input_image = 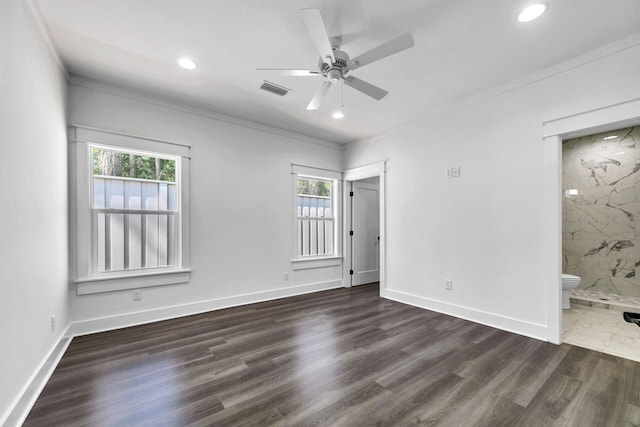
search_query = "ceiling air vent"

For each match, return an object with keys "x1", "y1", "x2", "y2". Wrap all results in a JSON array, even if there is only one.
[{"x1": 260, "y1": 81, "x2": 291, "y2": 96}]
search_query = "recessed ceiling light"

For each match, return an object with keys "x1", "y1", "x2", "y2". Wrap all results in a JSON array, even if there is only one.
[
  {"x1": 518, "y1": 3, "x2": 547, "y2": 22},
  {"x1": 332, "y1": 110, "x2": 344, "y2": 119},
  {"x1": 178, "y1": 57, "x2": 197, "y2": 70},
  {"x1": 604, "y1": 135, "x2": 618, "y2": 140},
  {"x1": 615, "y1": 151, "x2": 626, "y2": 155}
]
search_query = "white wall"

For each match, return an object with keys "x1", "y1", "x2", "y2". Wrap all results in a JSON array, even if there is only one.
[
  {"x1": 0, "y1": 0, "x2": 69, "y2": 424},
  {"x1": 344, "y1": 39, "x2": 640, "y2": 341},
  {"x1": 67, "y1": 81, "x2": 344, "y2": 331}
]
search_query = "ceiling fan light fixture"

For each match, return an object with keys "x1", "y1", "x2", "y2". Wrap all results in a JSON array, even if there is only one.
[
  {"x1": 178, "y1": 57, "x2": 197, "y2": 70},
  {"x1": 327, "y1": 69, "x2": 341, "y2": 83},
  {"x1": 518, "y1": 3, "x2": 547, "y2": 22}
]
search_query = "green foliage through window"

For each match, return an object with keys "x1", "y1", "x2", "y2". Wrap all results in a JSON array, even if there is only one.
[
  {"x1": 297, "y1": 177, "x2": 331, "y2": 197},
  {"x1": 93, "y1": 148, "x2": 176, "y2": 182}
]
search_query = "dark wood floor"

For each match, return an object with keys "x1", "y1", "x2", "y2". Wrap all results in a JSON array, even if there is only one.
[{"x1": 24, "y1": 284, "x2": 640, "y2": 426}]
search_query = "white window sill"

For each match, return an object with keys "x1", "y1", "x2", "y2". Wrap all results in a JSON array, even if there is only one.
[
  {"x1": 291, "y1": 256, "x2": 342, "y2": 270},
  {"x1": 75, "y1": 269, "x2": 191, "y2": 295}
]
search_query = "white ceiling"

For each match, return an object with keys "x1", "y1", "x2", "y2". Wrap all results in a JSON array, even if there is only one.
[{"x1": 35, "y1": 0, "x2": 640, "y2": 143}]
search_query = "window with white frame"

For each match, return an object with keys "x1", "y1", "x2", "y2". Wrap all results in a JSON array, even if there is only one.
[
  {"x1": 72, "y1": 128, "x2": 190, "y2": 294},
  {"x1": 91, "y1": 146, "x2": 179, "y2": 272},
  {"x1": 292, "y1": 165, "x2": 341, "y2": 260}
]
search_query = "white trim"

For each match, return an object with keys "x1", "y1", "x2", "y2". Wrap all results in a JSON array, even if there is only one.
[
  {"x1": 75, "y1": 126, "x2": 190, "y2": 158},
  {"x1": 382, "y1": 288, "x2": 549, "y2": 342},
  {"x1": 292, "y1": 165, "x2": 342, "y2": 260},
  {"x1": 343, "y1": 161, "x2": 386, "y2": 181},
  {"x1": 70, "y1": 280, "x2": 344, "y2": 336},
  {"x1": 343, "y1": 161, "x2": 387, "y2": 290},
  {"x1": 291, "y1": 256, "x2": 342, "y2": 270},
  {"x1": 71, "y1": 128, "x2": 191, "y2": 293},
  {"x1": 542, "y1": 97, "x2": 640, "y2": 138},
  {"x1": 76, "y1": 269, "x2": 191, "y2": 295},
  {"x1": 542, "y1": 99, "x2": 640, "y2": 345},
  {"x1": 291, "y1": 164, "x2": 342, "y2": 180},
  {"x1": 345, "y1": 34, "x2": 640, "y2": 150},
  {"x1": 544, "y1": 136, "x2": 562, "y2": 345},
  {"x1": 24, "y1": 0, "x2": 69, "y2": 81},
  {"x1": 0, "y1": 326, "x2": 72, "y2": 427},
  {"x1": 69, "y1": 76, "x2": 345, "y2": 149}
]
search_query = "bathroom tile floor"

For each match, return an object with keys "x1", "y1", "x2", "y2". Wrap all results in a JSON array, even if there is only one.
[{"x1": 563, "y1": 303, "x2": 640, "y2": 362}]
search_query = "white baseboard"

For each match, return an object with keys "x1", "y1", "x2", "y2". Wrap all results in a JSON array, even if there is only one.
[
  {"x1": 381, "y1": 288, "x2": 550, "y2": 342},
  {"x1": 3, "y1": 280, "x2": 343, "y2": 427},
  {"x1": 1, "y1": 327, "x2": 72, "y2": 427},
  {"x1": 70, "y1": 279, "x2": 344, "y2": 336}
]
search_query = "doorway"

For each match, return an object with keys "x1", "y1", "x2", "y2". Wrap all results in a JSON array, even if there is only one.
[
  {"x1": 343, "y1": 161, "x2": 386, "y2": 291},
  {"x1": 350, "y1": 177, "x2": 380, "y2": 286},
  {"x1": 543, "y1": 97, "x2": 640, "y2": 344}
]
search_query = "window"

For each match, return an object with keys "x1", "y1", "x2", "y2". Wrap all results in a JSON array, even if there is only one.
[
  {"x1": 91, "y1": 146, "x2": 178, "y2": 272},
  {"x1": 72, "y1": 128, "x2": 190, "y2": 294},
  {"x1": 291, "y1": 165, "x2": 341, "y2": 263},
  {"x1": 297, "y1": 176, "x2": 334, "y2": 257}
]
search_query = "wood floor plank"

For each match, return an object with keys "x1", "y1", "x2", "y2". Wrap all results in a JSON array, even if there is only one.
[
  {"x1": 493, "y1": 340, "x2": 570, "y2": 407},
  {"x1": 22, "y1": 283, "x2": 640, "y2": 426},
  {"x1": 574, "y1": 356, "x2": 631, "y2": 427},
  {"x1": 514, "y1": 373, "x2": 584, "y2": 425},
  {"x1": 629, "y1": 361, "x2": 640, "y2": 407},
  {"x1": 622, "y1": 403, "x2": 640, "y2": 426},
  {"x1": 353, "y1": 371, "x2": 465, "y2": 426}
]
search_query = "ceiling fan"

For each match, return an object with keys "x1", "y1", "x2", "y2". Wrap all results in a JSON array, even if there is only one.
[{"x1": 258, "y1": 9, "x2": 415, "y2": 110}]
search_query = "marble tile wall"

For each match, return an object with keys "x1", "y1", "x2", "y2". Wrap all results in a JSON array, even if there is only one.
[{"x1": 563, "y1": 126, "x2": 640, "y2": 297}]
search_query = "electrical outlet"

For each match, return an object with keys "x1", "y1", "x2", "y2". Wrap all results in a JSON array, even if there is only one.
[
  {"x1": 445, "y1": 279, "x2": 453, "y2": 290},
  {"x1": 132, "y1": 289, "x2": 142, "y2": 301},
  {"x1": 51, "y1": 315, "x2": 55, "y2": 332},
  {"x1": 284, "y1": 272, "x2": 289, "y2": 281}
]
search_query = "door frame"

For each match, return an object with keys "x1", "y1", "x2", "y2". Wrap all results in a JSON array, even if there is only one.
[
  {"x1": 351, "y1": 179, "x2": 380, "y2": 286},
  {"x1": 343, "y1": 161, "x2": 386, "y2": 290},
  {"x1": 542, "y1": 97, "x2": 640, "y2": 344}
]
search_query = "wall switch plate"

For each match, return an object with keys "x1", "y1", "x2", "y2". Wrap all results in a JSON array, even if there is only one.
[
  {"x1": 132, "y1": 290, "x2": 142, "y2": 301},
  {"x1": 284, "y1": 272, "x2": 289, "y2": 281},
  {"x1": 446, "y1": 167, "x2": 461, "y2": 179},
  {"x1": 51, "y1": 315, "x2": 55, "y2": 332},
  {"x1": 445, "y1": 279, "x2": 453, "y2": 290}
]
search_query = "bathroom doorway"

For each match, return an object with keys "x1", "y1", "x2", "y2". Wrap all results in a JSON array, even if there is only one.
[
  {"x1": 542, "y1": 97, "x2": 640, "y2": 345},
  {"x1": 560, "y1": 126, "x2": 640, "y2": 361},
  {"x1": 562, "y1": 127, "x2": 640, "y2": 304}
]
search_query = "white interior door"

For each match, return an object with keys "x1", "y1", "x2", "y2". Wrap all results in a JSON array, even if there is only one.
[{"x1": 352, "y1": 180, "x2": 380, "y2": 286}]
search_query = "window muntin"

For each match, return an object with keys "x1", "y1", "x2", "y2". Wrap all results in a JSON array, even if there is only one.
[
  {"x1": 296, "y1": 176, "x2": 335, "y2": 257},
  {"x1": 90, "y1": 145, "x2": 180, "y2": 273}
]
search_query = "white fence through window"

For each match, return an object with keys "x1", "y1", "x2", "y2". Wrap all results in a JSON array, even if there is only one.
[
  {"x1": 93, "y1": 176, "x2": 177, "y2": 272},
  {"x1": 297, "y1": 195, "x2": 333, "y2": 256}
]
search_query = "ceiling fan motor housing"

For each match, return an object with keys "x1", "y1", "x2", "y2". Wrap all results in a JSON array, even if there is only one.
[
  {"x1": 325, "y1": 49, "x2": 349, "y2": 81},
  {"x1": 332, "y1": 50, "x2": 349, "y2": 68}
]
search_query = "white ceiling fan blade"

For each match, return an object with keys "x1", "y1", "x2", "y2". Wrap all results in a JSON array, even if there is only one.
[
  {"x1": 347, "y1": 32, "x2": 414, "y2": 71},
  {"x1": 300, "y1": 9, "x2": 335, "y2": 63},
  {"x1": 344, "y1": 76, "x2": 388, "y2": 100},
  {"x1": 306, "y1": 81, "x2": 333, "y2": 110},
  {"x1": 256, "y1": 68, "x2": 321, "y2": 77}
]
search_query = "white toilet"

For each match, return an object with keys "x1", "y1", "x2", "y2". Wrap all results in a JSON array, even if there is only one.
[{"x1": 562, "y1": 274, "x2": 581, "y2": 309}]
